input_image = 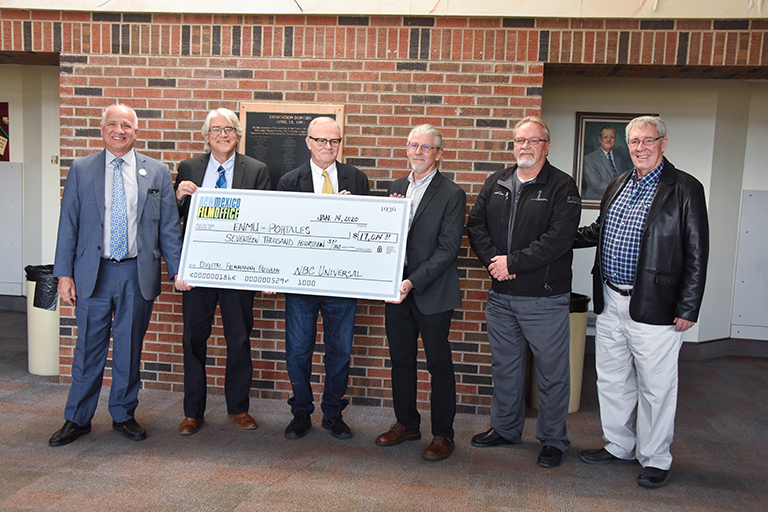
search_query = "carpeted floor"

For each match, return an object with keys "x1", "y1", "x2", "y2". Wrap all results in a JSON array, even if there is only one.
[{"x1": 0, "y1": 309, "x2": 766, "y2": 511}]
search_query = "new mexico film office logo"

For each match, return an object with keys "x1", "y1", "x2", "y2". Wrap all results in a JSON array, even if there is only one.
[{"x1": 197, "y1": 196, "x2": 241, "y2": 220}]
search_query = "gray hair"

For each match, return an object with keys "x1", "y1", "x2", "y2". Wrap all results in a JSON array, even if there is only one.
[
  {"x1": 101, "y1": 103, "x2": 139, "y2": 129},
  {"x1": 202, "y1": 108, "x2": 243, "y2": 152},
  {"x1": 512, "y1": 116, "x2": 550, "y2": 141},
  {"x1": 306, "y1": 116, "x2": 341, "y2": 137},
  {"x1": 407, "y1": 124, "x2": 443, "y2": 149},
  {"x1": 625, "y1": 116, "x2": 667, "y2": 143},
  {"x1": 624, "y1": 116, "x2": 667, "y2": 145}
]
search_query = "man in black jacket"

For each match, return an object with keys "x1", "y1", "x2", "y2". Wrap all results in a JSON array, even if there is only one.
[
  {"x1": 277, "y1": 117, "x2": 370, "y2": 441},
  {"x1": 575, "y1": 116, "x2": 708, "y2": 488},
  {"x1": 375, "y1": 124, "x2": 466, "y2": 462},
  {"x1": 466, "y1": 116, "x2": 581, "y2": 469},
  {"x1": 174, "y1": 108, "x2": 270, "y2": 436}
]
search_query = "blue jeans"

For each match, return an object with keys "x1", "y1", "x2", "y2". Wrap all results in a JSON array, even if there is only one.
[{"x1": 284, "y1": 294, "x2": 356, "y2": 419}]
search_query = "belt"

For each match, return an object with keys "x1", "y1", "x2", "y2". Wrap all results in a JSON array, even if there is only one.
[
  {"x1": 102, "y1": 256, "x2": 137, "y2": 263},
  {"x1": 605, "y1": 279, "x2": 632, "y2": 297}
]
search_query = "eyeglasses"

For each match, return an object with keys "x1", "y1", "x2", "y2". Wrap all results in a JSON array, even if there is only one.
[
  {"x1": 209, "y1": 126, "x2": 235, "y2": 135},
  {"x1": 628, "y1": 136, "x2": 663, "y2": 147},
  {"x1": 512, "y1": 138, "x2": 548, "y2": 146},
  {"x1": 406, "y1": 143, "x2": 439, "y2": 152},
  {"x1": 308, "y1": 136, "x2": 342, "y2": 147}
]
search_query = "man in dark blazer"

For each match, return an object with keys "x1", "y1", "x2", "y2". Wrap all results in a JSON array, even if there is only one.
[
  {"x1": 175, "y1": 108, "x2": 271, "y2": 436},
  {"x1": 50, "y1": 104, "x2": 183, "y2": 446},
  {"x1": 277, "y1": 116, "x2": 370, "y2": 440},
  {"x1": 375, "y1": 124, "x2": 466, "y2": 462},
  {"x1": 582, "y1": 126, "x2": 629, "y2": 200}
]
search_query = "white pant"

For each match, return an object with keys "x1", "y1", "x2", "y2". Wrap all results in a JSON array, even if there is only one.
[{"x1": 595, "y1": 284, "x2": 684, "y2": 470}]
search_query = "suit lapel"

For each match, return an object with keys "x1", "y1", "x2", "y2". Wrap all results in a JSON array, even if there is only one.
[
  {"x1": 135, "y1": 150, "x2": 149, "y2": 222},
  {"x1": 191, "y1": 154, "x2": 209, "y2": 186},
  {"x1": 411, "y1": 171, "x2": 441, "y2": 228},
  {"x1": 231, "y1": 153, "x2": 245, "y2": 189},
  {"x1": 298, "y1": 164, "x2": 314, "y2": 192},
  {"x1": 337, "y1": 163, "x2": 350, "y2": 193},
  {"x1": 94, "y1": 150, "x2": 107, "y2": 222}
]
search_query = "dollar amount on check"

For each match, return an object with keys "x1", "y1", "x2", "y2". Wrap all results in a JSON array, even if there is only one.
[{"x1": 178, "y1": 189, "x2": 410, "y2": 301}]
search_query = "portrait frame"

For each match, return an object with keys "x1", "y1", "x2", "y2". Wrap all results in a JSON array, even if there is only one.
[{"x1": 573, "y1": 112, "x2": 656, "y2": 208}]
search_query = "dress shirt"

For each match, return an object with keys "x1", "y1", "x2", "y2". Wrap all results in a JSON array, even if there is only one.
[
  {"x1": 201, "y1": 153, "x2": 235, "y2": 189},
  {"x1": 309, "y1": 160, "x2": 338, "y2": 194},
  {"x1": 405, "y1": 167, "x2": 437, "y2": 229},
  {"x1": 102, "y1": 150, "x2": 138, "y2": 259},
  {"x1": 601, "y1": 162, "x2": 663, "y2": 286}
]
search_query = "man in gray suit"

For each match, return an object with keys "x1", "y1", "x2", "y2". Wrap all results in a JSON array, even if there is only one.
[
  {"x1": 582, "y1": 127, "x2": 628, "y2": 200},
  {"x1": 175, "y1": 108, "x2": 270, "y2": 436},
  {"x1": 50, "y1": 104, "x2": 183, "y2": 446},
  {"x1": 375, "y1": 124, "x2": 466, "y2": 462}
]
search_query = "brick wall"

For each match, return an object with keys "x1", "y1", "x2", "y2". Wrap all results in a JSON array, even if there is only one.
[{"x1": 1, "y1": 9, "x2": 766, "y2": 416}]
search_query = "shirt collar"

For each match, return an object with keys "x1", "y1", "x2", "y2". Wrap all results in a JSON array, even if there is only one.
[{"x1": 632, "y1": 161, "x2": 664, "y2": 187}]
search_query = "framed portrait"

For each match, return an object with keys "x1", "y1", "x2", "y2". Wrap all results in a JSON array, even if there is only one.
[{"x1": 573, "y1": 112, "x2": 656, "y2": 208}]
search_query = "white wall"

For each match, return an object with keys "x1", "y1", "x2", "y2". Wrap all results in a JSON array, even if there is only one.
[
  {"x1": 542, "y1": 76, "x2": 767, "y2": 342},
  {"x1": 0, "y1": 65, "x2": 60, "y2": 294}
]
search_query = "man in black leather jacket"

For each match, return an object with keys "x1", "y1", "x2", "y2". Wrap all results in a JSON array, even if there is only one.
[{"x1": 574, "y1": 116, "x2": 709, "y2": 489}]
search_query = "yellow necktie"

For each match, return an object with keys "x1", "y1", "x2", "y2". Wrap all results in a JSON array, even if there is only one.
[{"x1": 321, "y1": 171, "x2": 334, "y2": 194}]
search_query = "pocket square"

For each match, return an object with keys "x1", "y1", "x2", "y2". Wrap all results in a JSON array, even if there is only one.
[{"x1": 148, "y1": 188, "x2": 159, "y2": 194}]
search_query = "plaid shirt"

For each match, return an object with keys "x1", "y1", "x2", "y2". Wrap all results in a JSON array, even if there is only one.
[{"x1": 601, "y1": 162, "x2": 663, "y2": 286}]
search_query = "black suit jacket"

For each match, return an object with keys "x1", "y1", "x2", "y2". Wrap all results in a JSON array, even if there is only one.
[
  {"x1": 176, "y1": 152, "x2": 270, "y2": 227},
  {"x1": 388, "y1": 170, "x2": 466, "y2": 315},
  {"x1": 277, "y1": 160, "x2": 370, "y2": 195}
]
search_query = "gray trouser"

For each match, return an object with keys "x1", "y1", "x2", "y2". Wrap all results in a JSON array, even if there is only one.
[{"x1": 485, "y1": 290, "x2": 571, "y2": 451}]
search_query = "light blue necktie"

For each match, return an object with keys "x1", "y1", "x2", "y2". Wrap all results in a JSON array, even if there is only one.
[
  {"x1": 109, "y1": 157, "x2": 128, "y2": 261},
  {"x1": 215, "y1": 165, "x2": 227, "y2": 188},
  {"x1": 607, "y1": 152, "x2": 617, "y2": 175}
]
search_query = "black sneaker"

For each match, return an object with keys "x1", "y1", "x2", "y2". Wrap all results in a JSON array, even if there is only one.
[
  {"x1": 284, "y1": 410, "x2": 312, "y2": 439},
  {"x1": 322, "y1": 416, "x2": 352, "y2": 439}
]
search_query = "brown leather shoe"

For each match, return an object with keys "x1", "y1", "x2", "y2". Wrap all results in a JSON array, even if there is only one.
[
  {"x1": 423, "y1": 436, "x2": 455, "y2": 461},
  {"x1": 228, "y1": 412, "x2": 258, "y2": 430},
  {"x1": 375, "y1": 423, "x2": 421, "y2": 446},
  {"x1": 179, "y1": 417, "x2": 203, "y2": 436}
]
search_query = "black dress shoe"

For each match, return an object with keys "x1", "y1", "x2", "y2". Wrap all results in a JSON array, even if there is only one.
[
  {"x1": 322, "y1": 416, "x2": 352, "y2": 439},
  {"x1": 580, "y1": 447, "x2": 637, "y2": 465},
  {"x1": 537, "y1": 445, "x2": 564, "y2": 468},
  {"x1": 284, "y1": 410, "x2": 312, "y2": 439},
  {"x1": 471, "y1": 428, "x2": 515, "y2": 448},
  {"x1": 637, "y1": 466, "x2": 670, "y2": 488},
  {"x1": 49, "y1": 420, "x2": 91, "y2": 447},
  {"x1": 112, "y1": 418, "x2": 147, "y2": 441}
]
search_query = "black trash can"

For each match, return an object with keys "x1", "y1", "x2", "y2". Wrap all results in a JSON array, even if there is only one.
[{"x1": 24, "y1": 264, "x2": 60, "y2": 376}]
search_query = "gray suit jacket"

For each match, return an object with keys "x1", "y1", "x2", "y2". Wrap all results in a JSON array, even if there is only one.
[
  {"x1": 53, "y1": 149, "x2": 183, "y2": 300},
  {"x1": 582, "y1": 149, "x2": 628, "y2": 201},
  {"x1": 388, "y1": 171, "x2": 466, "y2": 315}
]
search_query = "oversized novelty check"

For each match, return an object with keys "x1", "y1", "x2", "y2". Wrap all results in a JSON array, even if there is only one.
[{"x1": 178, "y1": 189, "x2": 410, "y2": 301}]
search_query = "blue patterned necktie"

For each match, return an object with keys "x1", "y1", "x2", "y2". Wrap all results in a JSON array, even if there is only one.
[
  {"x1": 215, "y1": 165, "x2": 226, "y2": 188},
  {"x1": 607, "y1": 151, "x2": 617, "y2": 175},
  {"x1": 109, "y1": 157, "x2": 128, "y2": 261}
]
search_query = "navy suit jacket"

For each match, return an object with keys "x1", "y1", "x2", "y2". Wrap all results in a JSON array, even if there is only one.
[
  {"x1": 176, "y1": 152, "x2": 271, "y2": 228},
  {"x1": 388, "y1": 170, "x2": 466, "y2": 315},
  {"x1": 276, "y1": 161, "x2": 370, "y2": 195},
  {"x1": 53, "y1": 149, "x2": 183, "y2": 301}
]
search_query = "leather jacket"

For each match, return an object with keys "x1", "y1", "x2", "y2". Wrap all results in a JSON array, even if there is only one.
[{"x1": 575, "y1": 158, "x2": 709, "y2": 325}]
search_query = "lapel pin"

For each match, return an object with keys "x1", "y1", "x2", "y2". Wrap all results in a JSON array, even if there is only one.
[{"x1": 139, "y1": 168, "x2": 147, "y2": 176}]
